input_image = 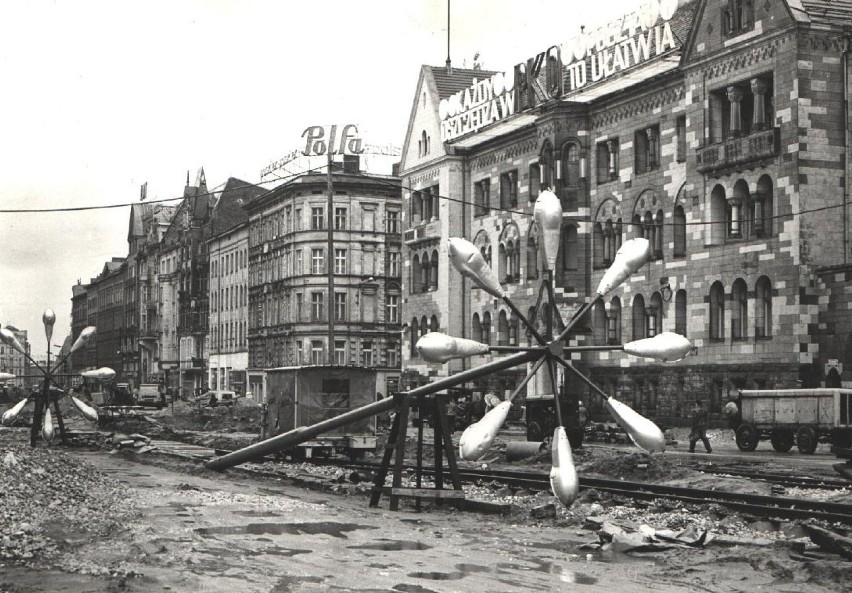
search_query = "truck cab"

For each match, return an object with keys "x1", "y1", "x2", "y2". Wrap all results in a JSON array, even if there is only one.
[{"x1": 136, "y1": 384, "x2": 165, "y2": 409}]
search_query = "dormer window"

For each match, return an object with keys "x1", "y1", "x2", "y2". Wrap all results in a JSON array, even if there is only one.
[{"x1": 723, "y1": 0, "x2": 754, "y2": 37}]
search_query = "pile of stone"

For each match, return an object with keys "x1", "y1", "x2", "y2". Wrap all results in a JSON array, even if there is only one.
[
  {"x1": 105, "y1": 433, "x2": 158, "y2": 454},
  {"x1": 0, "y1": 444, "x2": 137, "y2": 564}
]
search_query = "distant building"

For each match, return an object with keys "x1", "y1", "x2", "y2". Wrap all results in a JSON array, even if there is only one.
[
  {"x1": 244, "y1": 157, "x2": 403, "y2": 401},
  {"x1": 0, "y1": 325, "x2": 29, "y2": 390}
]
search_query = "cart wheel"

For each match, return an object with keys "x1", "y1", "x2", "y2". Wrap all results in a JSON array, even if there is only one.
[
  {"x1": 796, "y1": 426, "x2": 818, "y2": 454},
  {"x1": 735, "y1": 423, "x2": 759, "y2": 451},
  {"x1": 526, "y1": 421, "x2": 543, "y2": 442},
  {"x1": 770, "y1": 429, "x2": 794, "y2": 453}
]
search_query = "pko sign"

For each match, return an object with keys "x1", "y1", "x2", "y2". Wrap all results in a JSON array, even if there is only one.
[{"x1": 302, "y1": 124, "x2": 365, "y2": 156}]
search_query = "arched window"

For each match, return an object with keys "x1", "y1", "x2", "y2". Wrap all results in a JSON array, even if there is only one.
[
  {"x1": 675, "y1": 289, "x2": 687, "y2": 336},
  {"x1": 527, "y1": 233, "x2": 539, "y2": 279},
  {"x1": 632, "y1": 213, "x2": 644, "y2": 239},
  {"x1": 673, "y1": 205, "x2": 686, "y2": 257},
  {"x1": 430, "y1": 249, "x2": 439, "y2": 290},
  {"x1": 593, "y1": 300, "x2": 607, "y2": 344},
  {"x1": 430, "y1": 314, "x2": 439, "y2": 333},
  {"x1": 731, "y1": 278, "x2": 748, "y2": 339},
  {"x1": 561, "y1": 142, "x2": 580, "y2": 188},
  {"x1": 654, "y1": 210, "x2": 664, "y2": 258},
  {"x1": 420, "y1": 315, "x2": 429, "y2": 339},
  {"x1": 731, "y1": 179, "x2": 749, "y2": 238},
  {"x1": 481, "y1": 312, "x2": 492, "y2": 345},
  {"x1": 710, "y1": 185, "x2": 726, "y2": 245},
  {"x1": 509, "y1": 312, "x2": 519, "y2": 346},
  {"x1": 411, "y1": 254, "x2": 421, "y2": 294},
  {"x1": 497, "y1": 311, "x2": 509, "y2": 346},
  {"x1": 561, "y1": 224, "x2": 578, "y2": 270},
  {"x1": 472, "y1": 313, "x2": 482, "y2": 343},
  {"x1": 513, "y1": 239, "x2": 521, "y2": 283},
  {"x1": 755, "y1": 175, "x2": 773, "y2": 237},
  {"x1": 410, "y1": 318, "x2": 419, "y2": 356},
  {"x1": 527, "y1": 306, "x2": 538, "y2": 345},
  {"x1": 649, "y1": 292, "x2": 663, "y2": 337},
  {"x1": 593, "y1": 222, "x2": 605, "y2": 269},
  {"x1": 498, "y1": 243, "x2": 508, "y2": 283},
  {"x1": 540, "y1": 142, "x2": 555, "y2": 190},
  {"x1": 421, "y1": 130, "x2": 428, "y2": 156},
  {"x1": 632, "y1": 295, "x2": 646, "y2": 341},
  {"x1": 709, "y1": 281, "x2": 725, "y2": 340},
  {"x1": 755, "y1": 276, "x2": 772, "y2": 338},
  {"x1": 420, "y1": 252, "x2": 430, "y2": 291},
  {"x1": 609, "y1": 297, "x2": 622, "y2": 344},
  {"x1": 411, "y1": 191, "x2": 423, "y2": 225}
]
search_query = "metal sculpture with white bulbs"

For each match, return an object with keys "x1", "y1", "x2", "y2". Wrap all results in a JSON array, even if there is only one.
[
  {"x1": 208, "y1": 190, "x2": 695, "y2": 511},
  {"x1": 0, "y1": 310, "x2": 104, "y2": 446}
]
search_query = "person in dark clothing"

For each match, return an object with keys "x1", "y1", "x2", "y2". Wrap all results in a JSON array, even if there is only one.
[{"x1": 689, "y1": 399, "x2": 712, "y2": 453}]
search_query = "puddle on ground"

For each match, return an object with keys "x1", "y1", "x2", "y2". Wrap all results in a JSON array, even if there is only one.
[
  {"x1": 398, "y1": 518, "x2": 431, "y2": 526},
  {"x1": 196, "y1": 522, "x2": 376, "y2": 539},
  {"x1": 259, "y1": 546, "x2": 312, "y2": 557},
  {"x1": 392, "y1": 584, "x2": 440, "y2": 593},
  {"x1": 407, "y1": 571, "x2": 465, "y2": 581},
  {"x1": 233, "y1": 510, "x2": 282, "y2": 517},
  {"x1": 348, "y1": 539, "x2": 433, "y2": 551},
  {"x1": 269, "y1": 574, "x2": 324, "y2": 592}
]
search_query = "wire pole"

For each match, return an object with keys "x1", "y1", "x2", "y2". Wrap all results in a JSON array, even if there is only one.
[{"x1": 327, "y1": 149, "x2": 335, "y2": 364}]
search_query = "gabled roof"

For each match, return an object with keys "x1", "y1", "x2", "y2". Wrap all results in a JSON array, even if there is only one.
[
  {"x1": 427, "y1": 65, "x2": 498, "y2": 100},
  {"x1": 208, "y1": 177, "x2": 267, "y2": 238}
]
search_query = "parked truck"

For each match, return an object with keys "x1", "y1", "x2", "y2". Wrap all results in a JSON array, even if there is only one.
[{"x1": 734, "y1": 388, "x2": 852, "y2": 453}]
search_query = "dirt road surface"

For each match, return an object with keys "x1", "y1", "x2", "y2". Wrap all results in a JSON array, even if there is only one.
[{"x1": 1, "y1": 445, "x2": 849, "y2": 593}]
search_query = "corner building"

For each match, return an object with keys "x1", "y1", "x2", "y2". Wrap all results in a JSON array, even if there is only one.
[
  {"x1": 244, "y1": 161, "x2": 403, "y2": 401},
  {"x1": 400, "y1": 0, "x2": 852, "y2": 426}
]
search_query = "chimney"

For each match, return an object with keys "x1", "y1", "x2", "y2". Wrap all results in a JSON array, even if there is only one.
[{"x1": 343, "y1": 154, "x2": 360, "y2": 174}]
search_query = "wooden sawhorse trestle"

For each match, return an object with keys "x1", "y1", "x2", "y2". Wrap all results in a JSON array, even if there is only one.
[{"x1": 369, "y1": 392, "x2": 464, "y2": 510}]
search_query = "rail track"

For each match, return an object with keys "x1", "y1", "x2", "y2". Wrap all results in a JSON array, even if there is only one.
[{"x1": 144, "y1": 439, "x2": 852, "y2": 524}]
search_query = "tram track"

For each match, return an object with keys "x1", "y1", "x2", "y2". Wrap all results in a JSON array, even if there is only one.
[{"x1": 147, "y1": 438, "x2": 852, "y2": 524}]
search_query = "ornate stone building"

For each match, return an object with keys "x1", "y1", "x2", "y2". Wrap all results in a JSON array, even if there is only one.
[{"x1": 400, "y1": 0, "x2": 852, "y2": 425}]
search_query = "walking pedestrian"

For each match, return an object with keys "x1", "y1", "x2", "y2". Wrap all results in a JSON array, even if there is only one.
[{"x1": 689, "y1": 399, "x2": 712, "y2": 453}]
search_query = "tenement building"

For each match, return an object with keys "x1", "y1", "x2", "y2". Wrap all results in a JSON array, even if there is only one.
[
  {"x1": 399, "y1": 0, "x2": 852, "y2": 426},
  {"x1": 244, "y1": 158, "x2": 403, "y2": 400}
]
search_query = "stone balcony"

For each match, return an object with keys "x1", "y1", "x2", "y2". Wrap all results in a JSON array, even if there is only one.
[{"x1": 695, "y1": 128, "x2": 779, "y2": 175}]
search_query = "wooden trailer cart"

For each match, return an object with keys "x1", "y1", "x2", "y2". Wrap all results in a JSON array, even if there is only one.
[
  {"x1": 264, "y1": 366, "x2": 378, "y2": 461},
  {"x1": 735, "y1": 388, "x2": 852, "y2": 454}
]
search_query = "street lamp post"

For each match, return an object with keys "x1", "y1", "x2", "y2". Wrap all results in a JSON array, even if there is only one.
[{"x1": 0, "y1": 311, "x2": 103, "y2": 446}]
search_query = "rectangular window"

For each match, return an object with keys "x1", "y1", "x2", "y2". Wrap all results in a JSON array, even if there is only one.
[
  {"x1": 387, "y1": 342, "x2": 399, "y2": 368},
  {"x1": 529, "y1": 164, "x2": 540, "y2": 200},
  {"x1": 295, "y1": 249, "x2": 303, "y2": 275},
  {"x1": 335, "y1": 207, "x2": 347, "y2": 230},
  {"x1": 311, "y1": 340, "x2": 324, "y2": 365},
  {"x1": 285, "y1": 206, "x2": 292, "y2": 233},
  {"x1": 363, "y1": 207, "x2": 376, "y2": 232},
  {"x1": 634, "y1": 125, "x2": 660, "y2": 174},
  {"x1": 294, "y1": 208, "x2": 302, "y2": 230},
  {"x1": 363, "y1": 250, "x2": 376, "y2": 276},
  {"x1": 676, "y1": 116, "x2": 687, "y2": 163},
  {"x1": 362, "y1": 341, "x2": 374, "y2": 367},
  {"x1": 362, "y1": 293, "x2": 376, "y2": 323},
  {"x1": 334, "y1": 340, "x2": 347, "y2": 366},
  {"x1": 311, "y1": 248, "x2": 324, "y2": 274},
  {"x1": 311, "y1": 292, "x2": 324, "y2": 322},
  {"x1": 295, "y1": 293, "x2": 303, "y2": 322},
  {"x1": 723, "y1": 0, "x2": 754, "y2": 37},
  {"x1": 597, "y1": 140, "x2": 619, "y2": 183},
  {"x1": 474, "y1": 179, "x2": 490, "y2": 216},
  {"x1": 500, "y1": 171, "x2": 518, "y2": 209},
  {"x1": 386, "y1": 210, "x2": 400, "y2": 234},
  {"x1": 386, "y1": 294, "x2": 399, "y2": 323},
  {"x1": 388, "y1": 251, "x2": 400, "y2": 277},
  {"x1": 334, "y1": 248, "x2": 347, "y2": 275},
  {"x1": 334, "y1": 292, "x2": 347, "y2": 322},
  {"x1": 311, "y1": 206, "x2": 324, "y2": 230}
]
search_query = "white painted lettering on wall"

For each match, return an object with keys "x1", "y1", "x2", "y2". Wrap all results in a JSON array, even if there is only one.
[{"x1": 439, "y1": 72, "x2": 515, "y2": 142}]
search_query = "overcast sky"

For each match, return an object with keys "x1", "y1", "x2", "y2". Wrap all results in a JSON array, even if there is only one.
[{"x1": 0, "y1": 0, "x2": 640, "y2": 356}]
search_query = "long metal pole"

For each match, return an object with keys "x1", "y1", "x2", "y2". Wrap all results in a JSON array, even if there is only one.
[
  {"x1": 327, "y1": 149, "x2": 335, "y2": 363},
  {"x1": 207, "y1": 349, "x2": 539, "y2": 470}
]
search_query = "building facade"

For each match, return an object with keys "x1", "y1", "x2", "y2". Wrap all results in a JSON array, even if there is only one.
[
  {"x1": 400, "y1": 0, "x2": 852, "y2": 425},
  {"x1": 0, "y1": 325, "x2": 29, "y2": 391},
  {"x1": 244, "y1": 160, "x2": 403, "y2": 401},
  {"x1": 207, "y1": 178, "x2": 266, "y2": 394}
]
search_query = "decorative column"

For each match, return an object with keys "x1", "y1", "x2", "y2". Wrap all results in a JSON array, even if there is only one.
[
  {"x1": 727, "y1": 86, "x2": 744, "y2": 137},
  {"x1": 750, "y1": 78, "x2": 768, "y2": 131},
  {"x1": 727, "y1": 197, "x2": 742, "y2": 237},
  {"x1": 645, "y1": 127, "x2": 658, "y2": 170},
  {"x1": 606, "y1": 140, "x2": 617, "y2": 179}
]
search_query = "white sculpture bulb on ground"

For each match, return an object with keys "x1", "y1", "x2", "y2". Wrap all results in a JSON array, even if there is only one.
[
  {"x1": 1, "y1": 398, "x2": 29, "y2": 426},
  {"x1": 42, "y1": 408, "x2": 55, "y2": 443},
  {"x1": 458, "y1": 401, "x2": 512, "y2": 461},
  {"x1": 447, "y1": 237, "x2": 505, "y2": 298},
  {"x1": 624, "y1": 332, "x2": 694, "y2": 363},
  {"x1": 596, "y1": 238, "x2": 651, "y2": 296},
  {"x1": 533, "y1": 190, "x2": 564, "y2": 272},
  {"x1": 70, "y1": 396, "x2": 99, "y2": 422},
  {"x1": 416, "y1": 332, "x2": 489, "y2": 364},
  {"x1": 549, "y1": 426, "x2": 579, "y2": 507}
]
